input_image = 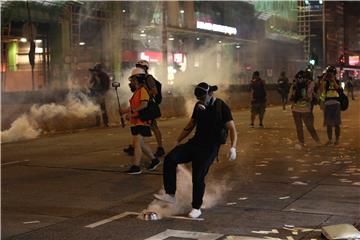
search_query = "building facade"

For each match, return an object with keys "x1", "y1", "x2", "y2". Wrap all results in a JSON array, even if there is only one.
[{"x1": 1, "y1": 1, "x2": 305, "y2": 93}]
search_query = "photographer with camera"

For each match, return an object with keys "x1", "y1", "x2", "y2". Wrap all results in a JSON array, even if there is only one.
[
  {"x1": 89, "y1": 63, "x2": 110, "y2": 127},
  {"x1": 319, "y1": 66, "x2": 342, "y2": 146}
]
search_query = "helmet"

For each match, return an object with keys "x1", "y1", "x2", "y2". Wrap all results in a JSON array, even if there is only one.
[
  {"x1": 295, "y1": 70, "x2": 306, "y2": 80},
  {"x1": 136, "y1": 60, "x2": 149, "y2": 70},
  {"x1": 324, "y1": 65, "x2": 337, "y2": 75},
  {"x1": 129, "y1": 67, "x2": 146, "y2": 78}
]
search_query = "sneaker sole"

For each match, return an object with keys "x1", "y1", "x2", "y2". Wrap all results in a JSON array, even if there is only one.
[
  {"x1": 126, "y1": 171, "x2": 142, "y2": 175},
  {"x1": 147, "y1": 162, "x2": 161, "y2": 171}
]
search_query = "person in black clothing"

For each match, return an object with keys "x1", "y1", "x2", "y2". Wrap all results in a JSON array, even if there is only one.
[
  {"x1": 250, "y1": 71, "x2": 266, "y2": 127},
  {"x1": 346, "y1": 76, "x2": 355, "y2": 100},
  {"x1": 154, "y1": 82, "x2": 237, "y2": 219},
  {"x1": 89, "y1": 63, "x2": 110, "y2": 127},
  {"x1": 277, "y1": 71, "x2": 290, "y2": 110}
]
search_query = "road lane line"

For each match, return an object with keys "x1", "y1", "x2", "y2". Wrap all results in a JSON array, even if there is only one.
[
  {"x1": 168, "y1": 215, "x2": 204, "y2": 221},
  {"x1": 85, "y1": 211, "x2": 204, "y2": 228},
  {"x1": 2, "y1": 160, "x2": 30, "y2": 166},
  {"x1": 85, "y1": 211, "x2": 138, "y2": 228},
  {"x1": 144, "y1": 229, "x2": 223, "y2": 240}
]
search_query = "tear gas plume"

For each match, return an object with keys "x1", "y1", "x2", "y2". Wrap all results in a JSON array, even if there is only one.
[
  {"x1": 142, "y1": 165, "x2": 232, "y2": 219},
  {"x1": 1, "y1": 115, "x2": 40, "y2": 143},
  {"x1": 1, "y1": 91, "x2": 100, "y2": 143}
]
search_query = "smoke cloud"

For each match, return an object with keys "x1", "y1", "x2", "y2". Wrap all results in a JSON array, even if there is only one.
[
  {"x1": 1, "y1": 91, "x2": 100, "y2": 143},
  {"x1": 142, "y1": 165, "x2": 232, "y2": 219}
]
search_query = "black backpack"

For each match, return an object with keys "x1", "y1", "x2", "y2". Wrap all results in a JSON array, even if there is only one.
[
  {"x1": 146, "y1": 75, "x2": 162, "y2": 104},
  {"x1": 154, "y1": 79, "x2": 162, "y2": 104}
]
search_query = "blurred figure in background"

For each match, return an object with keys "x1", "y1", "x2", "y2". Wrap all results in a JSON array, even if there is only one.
[
  {"x1": 89, "y1": 63, "x2": 110, "y2": 127},
  {"x1": 319, "y1": 66, "x2": 342, "y2": 146},
  {"x1": 277, "y1": 71, "x2": 290, "y2": 110},
  {"x1": 289, "y1": 70, "x2": 320, "y2": 149},
  {"x1": 346, "y1": 76, "x2": 355, "y2": 100},
  {"x1": 249, "y1": 71, "x2": 267, "y2": 128}
]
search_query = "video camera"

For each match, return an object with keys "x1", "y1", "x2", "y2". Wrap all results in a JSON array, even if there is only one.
[{"x1": 112, "y1": 81, "x2": 120, "y2": 88}]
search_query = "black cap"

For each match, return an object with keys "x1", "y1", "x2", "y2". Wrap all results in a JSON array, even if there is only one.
[{"x1": 194, "y1": 82, "x2": 218, "y2": 98}]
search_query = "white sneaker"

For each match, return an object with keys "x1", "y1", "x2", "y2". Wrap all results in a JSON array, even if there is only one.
[
  {"x1": 188, "y1": 208, "x2": 202, "y2": 218},
  {"x1": 294, "y1": 143, "x2": 304, "y2": 150},
  {"x1": 153, "y1": 193, "x2": 176, "y2": 203}
]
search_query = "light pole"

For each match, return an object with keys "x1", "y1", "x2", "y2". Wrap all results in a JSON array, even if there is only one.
[{"x1": 322, "y1": 1, "x2": 326, "y2": 67}]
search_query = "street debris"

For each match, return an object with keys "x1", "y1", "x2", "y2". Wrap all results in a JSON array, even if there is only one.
[{"x1": 321, "y1": 224, "x2": 360, "y2": 240}]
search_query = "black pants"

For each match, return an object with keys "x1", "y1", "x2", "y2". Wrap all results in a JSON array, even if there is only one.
[
  {"x1": 93, "y1": 94, "x2": 108, "y2": 126},
  {"x1": 163, "y1": 141, "x2": 219, "y2": 209}
]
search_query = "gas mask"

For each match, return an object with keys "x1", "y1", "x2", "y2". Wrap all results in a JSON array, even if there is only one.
[
  {"x1": 129, "y1": 83, "x2": 136, "y2": 92},
  {"x1": 197, "y1": 94, "x2": 213, "y2": 110}
]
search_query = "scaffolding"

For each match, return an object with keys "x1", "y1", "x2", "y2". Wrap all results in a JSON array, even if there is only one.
[
  {"x1": 68, "y1": 2, "x2": 115, "y2": 48},
  {"x1": 298, "y1": 2, "x2": 324, "y2": 60}
]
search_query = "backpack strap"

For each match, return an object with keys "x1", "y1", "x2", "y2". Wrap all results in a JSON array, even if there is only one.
[
  {"x1": 215, "y1": 98, "x2": 222, "y2": 123},
  {"x1": 215, "y1": 99, "x2": 223, "y2": 162}
]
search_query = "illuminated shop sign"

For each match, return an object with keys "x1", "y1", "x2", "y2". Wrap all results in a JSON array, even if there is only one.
[
  {"x1": 173, "y1": 53, "x2": 184, "y2": 64},
  {"x1": 196, "y1": 21, "x2": 237, "y2": 35},
  {"x1": 140, "y1": 52, "x2": 162, "y2": 63},
  {"x1": 349, "y1": 56, "x2": 359, "y2": 66}
]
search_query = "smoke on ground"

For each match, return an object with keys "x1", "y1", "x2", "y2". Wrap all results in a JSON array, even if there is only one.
[
  {"x1": 142, "y1": 165, "x2": 232, "y2": 219},
  {"x1": 1, "y1": 91, "x2": 100, "y2": 143}
]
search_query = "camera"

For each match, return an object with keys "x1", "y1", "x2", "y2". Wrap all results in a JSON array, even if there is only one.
[{"x1": 112, "y1": 81, "x2": 120, "y2": 88}]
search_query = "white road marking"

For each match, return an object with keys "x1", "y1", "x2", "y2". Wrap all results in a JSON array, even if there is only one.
[
  {"x1": 168, "y1": 215, "x2": 204, "y2": 221},
  {"x1": 85, "y1": 211, "x2": 204, "y2": 228},
  {"x1": 85, "y1": 211, "x2": 138, "y2": 228},
  {"x1": 23, "y1": 220, "x2": 40, "y2": 224},
  {"x1": 2, "y1": 160, "x2": 30, "y2": 166},
  {"x1": 144, "y1": 229, "x2": 223, "y2": 240}
]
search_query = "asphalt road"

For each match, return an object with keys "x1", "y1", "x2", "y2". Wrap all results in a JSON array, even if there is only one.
[{"x1": 2, "y1": 99, "x2": 360, "y2": 240}]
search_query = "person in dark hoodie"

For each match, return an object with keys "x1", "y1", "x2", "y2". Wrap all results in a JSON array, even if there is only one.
[
  {"x1": 250, "y1": 71, "x2": 267, "y2": 127},
  {"x1": 89, "y1": 63, "x2": 110, "y2": 127}
]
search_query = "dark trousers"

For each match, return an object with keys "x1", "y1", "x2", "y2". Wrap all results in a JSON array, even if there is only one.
[
  {"x1": 163, "y1": 141, "x2": 219, "y2": 209},
  {"x1": 292, "y1": 111, "x2": 320, "y2": 144},
  {"x1": 94, "y1": 94, "x2": 108, "y2": 126},
  {"x1": 281, "y1": 94, "x2": 288, "y2": 106}
]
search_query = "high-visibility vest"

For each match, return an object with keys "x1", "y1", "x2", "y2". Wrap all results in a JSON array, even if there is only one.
[{"x1": 320, "y1": 81, "x2": 339, "y2": 101}]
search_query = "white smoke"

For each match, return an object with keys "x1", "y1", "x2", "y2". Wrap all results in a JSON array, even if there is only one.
[
  {"x1": 1, "y1": 91, "x2": 100, "y2": 143},
  {"x1": 1, "y1": 115, "x2": 40, "y2": 143},
  {"x1": 142, "y1": 165, "x2": 231, "y2": 219}
]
